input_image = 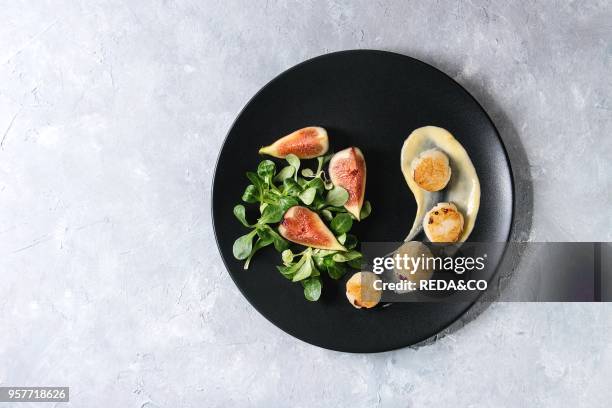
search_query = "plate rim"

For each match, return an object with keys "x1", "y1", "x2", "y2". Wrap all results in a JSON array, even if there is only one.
[{"x1": 211, "y1": 49, "x2": 516, "y2": 353}]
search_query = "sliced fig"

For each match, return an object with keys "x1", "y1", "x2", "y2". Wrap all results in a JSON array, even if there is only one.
[
  {"x1": 259, "y1": 127, "x2": 328, "y2": 159},
  {"x1": 328, "y1": 147, "x2": 366, "y2": 220},
  {"x1": 278, "y1": 206, "x2": 345, "y2": 251}
]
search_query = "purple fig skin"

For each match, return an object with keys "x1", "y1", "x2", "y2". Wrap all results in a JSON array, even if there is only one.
[
  {"x1": 329, "y1": 147, "x2": 366, "y2": 220},
  {"x1": 278, "y1": 206, "x2": 345, "y2": 251}
]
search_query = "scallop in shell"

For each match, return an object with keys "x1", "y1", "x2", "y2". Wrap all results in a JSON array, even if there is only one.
[{"x1": 400, "y1": 126, "x2": 480, "y2": 242}]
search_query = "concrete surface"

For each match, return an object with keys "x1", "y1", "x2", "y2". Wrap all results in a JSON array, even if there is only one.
[{"x1": 1, "y1": 1, "x2": 611, "y2": 407}]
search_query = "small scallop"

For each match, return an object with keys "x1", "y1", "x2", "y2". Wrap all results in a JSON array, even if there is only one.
[
  {"x1": 411, "y1": 149, "x2": 451, "y2": 192},
  {"x1": 346, "y1": 272, "x2": 382, "y2": 309},
  {"x1": 392, "y1": 241, "x2": 434, "y2": 293},
  {"x1": 423, "y1": 202, "x2": 464, "y2": 242}
]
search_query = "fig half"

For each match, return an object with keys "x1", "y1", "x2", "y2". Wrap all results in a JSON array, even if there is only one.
[
  {"x1": 259, "y1": 127, "x2": 329, "y2": 159},
  {"x1": 329, "y1": 147, "x2": 366, "y2": 220},
  {"x1": 278, "y1": 206, "x2": 345, "y2": 251}
]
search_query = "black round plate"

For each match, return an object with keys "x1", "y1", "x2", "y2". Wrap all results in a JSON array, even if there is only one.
[{"x1": 212, "y1": 50, "x2": 513, "y2": 353}]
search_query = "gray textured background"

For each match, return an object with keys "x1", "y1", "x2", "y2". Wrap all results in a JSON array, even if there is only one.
[{"x1": 1, "y1": 1, "x2": 611, "y2": 407}]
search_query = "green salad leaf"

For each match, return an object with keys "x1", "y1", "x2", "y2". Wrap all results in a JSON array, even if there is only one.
[
  {"x1": 299, "y1": 187, "x2": 317, "y2": 205},
  {"x1": 233, "y1": 205, "x2": 252, "y2": 227},
  {"x1": 360, "y1": 200, "x2": 372, "y2": 220},
  {"x1": 274, "y1": 165, "x2": 295, "y2": 182},
  {"x1": 325, "y1": 186, "x2": 349, "y2": 206},
  {"x1": 303, "y1": 277, "x2": 322, "y2": 301},
  {"x1": 331, "y1": 213, "x2": 353, "y2": 234},
  {"x1": 286, "y1": 154, "x2": 300, "y2": 172},
  {"x1": 241, "y1": 185, "x2": 259, "y2": 203},
  {"x1": 233, "y1": 230, "x2": 257, "y2": 260},
  {"x1": 232, "y1": 152, "x2": 371, "y2": 300}
]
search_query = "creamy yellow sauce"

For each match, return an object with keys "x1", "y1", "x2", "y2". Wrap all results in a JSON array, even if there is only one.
[{"x1": 400, "y1": 126, "x2": 481, "y2": 242}]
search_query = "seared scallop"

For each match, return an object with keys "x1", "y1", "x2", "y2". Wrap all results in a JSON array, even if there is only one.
[
  {"x1": 392, "y1": 241, "x2": 434, "y2": 293},
  {"x1": 412, "y1": 148, "x2": 451, "y2": 192},
  {"x1": 346, "y1": 272, "x2": 382, "y2": 309},
  {"x1": 423, "y1": 202, "x2": 464, "y2": 243},
  {"x1": 401, "y1": 126, "x2": 480, "y2": 243}
]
